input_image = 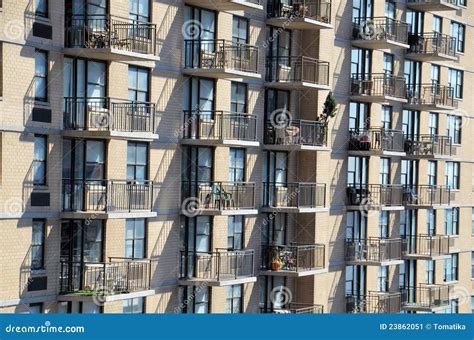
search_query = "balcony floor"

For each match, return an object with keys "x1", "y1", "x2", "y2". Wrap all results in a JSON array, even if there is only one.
[
  {"x1": 63, "y1": 48, "x2": 159, "y2": 67},
  {"x1": 265, "y1": 81, "x2": 331, "y2": 91},
  {"x1": 183, "y1": 0, "x2": 263, "y2": 11},
  {"x1": 61, "y1": 211, "x2": 157, "y2": 220},
  {"x1": 261, "y1": 207, "x2": 329, "y2": 214},
  {"x1": 178, "y1": 276, "x2": 257, "y2": 287},
  {"x1": 264, "y1": 144, "x2": 331, "y2": 152},
  {"x1": 345, "y1": 205, "x2": 405, "y2": 212},
  {"x1": 62, "y1": 130, "x2": 159, "y2": 142},
  {"x1": 346, "y1": 259, "x2": 404, "y2": 266},
  {"x1": 352, "y1": 39, "x2": 410, "y2": 50},
  {"x1": 182, "y1": 68, "x2": 261, "y2": 80},
  {"x1": 181, "y1": 138, "x2": 260, "y2": 148},
  {"x1": 348, "y1": 150, "x2": 406, "y2": 158},
  {"x1": 260, "y1": 268, "x2": 328, "y2": 277},
  {"x1": 404, "y1": 102, "x2": 457, "y2": 111},
  {"x1": 406, "y1": 52, "x2": 458, "y2": 63},
  {"x1": 350, "y1": 94, "x2": 408, "y2": 104},
  {"x1": 407, "y1": 3, "x2": 460, "y2": 11},
  {"x1": 58, "y1": 289, "x2": 156, "y2": 303},
  {"x1": 197, "y1": 209, "x2": 259, "y2": 216},
  {"x1": 266, "y1": 17, "x2": 333, "y2": 30},
  {"x1": 402, "y1": 253, "x2": 451, "y2": 261},
  {"x1": 402, "y1": 303, "x2": 450, "y2": 312}
]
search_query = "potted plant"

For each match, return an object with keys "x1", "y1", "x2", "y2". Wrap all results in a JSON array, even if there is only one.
[
  {"x1": 269, "y1": 246, "x2": 282, "y2": 271},
  {"x1": 319, "y1": 92, "x2": 338, "y2": 124}
]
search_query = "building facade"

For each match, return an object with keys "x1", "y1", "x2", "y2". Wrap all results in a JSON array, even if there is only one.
[{"x1": 0, "y1": 0, "x2": 472, "y2": 314}]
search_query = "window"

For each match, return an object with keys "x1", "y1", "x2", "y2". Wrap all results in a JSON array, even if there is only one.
[
  {"x1": 450, "y1": 21, "x2": 465, "y2": 53},
  {"x1": 444, "y1": 254, "x2": 458, "y2": 282},
  {"x1": 377, "y1": 267, "x2": 388, "y2": 292},
  {"x1": 427, "y1": 209, "x2": 436, "y2": 236},
  {"x1": 128, "y1": 66, "x2": 149, "y2": 102},
  {"x1": 125, "y1": 219, "x2": 146, "y2": 259},
  {"x1": 406, "y1": 10, "x2": 423, "y2": 35},
  {"x1": 385, "y1": 0, "x2": 395, "y2": 19},
  {"x1": 427, "y1": 161, "x2": 437, "y2": 186},
  {"x1": 431, "y1": 65, "x2": 440, "y2": 86},
  {"x1": 383, "y1": 53, "x2": 394, "y2": 75},
  {"x1": 28, "y1": 303, "x2": 43, "y2": 314},
  {"x1": 381, "y1": 106, "x2": 392, "y2": 129},
  {"x1": 446, "y1": 115, "x2": 462, "y2": 144},
  {"x1": 179, "y1": 286, "x2": 209, "y2": 313},
  {"x1": 228, "y1": 216, "x2": 243, "y2": 250},
  {"x1": 229, "y1": 148, "x2": 245, "y2": 182},
  {"x1": 472, "y1": 208, "x2": 474, "y2": 235},
  {"x1": 429, "y1": 112, "x2": 438, "y2": 136},
  {"x1": 123, "y1": 298, "x2": 144, "y2": 314},
  {"x1": 35, "y1": 0, "x2": 47, "y2": 17},
  {"x1": 263, "y1": 213, "x2": 286, "y2": 245},
  {"x1": 85, "y1": 141, "x2": 105, "y2": 180},
  {"x1": 426, "y1": 260, "x2": 435, "y2": 284},
  {"x1": 33, "y1": 135, "x2": 47, "y2": 185},
  {"x1": 445, "y1": 162, "x2": 460, "y2": 190},
  {"x1": 349, "y1": 102, "x2": 369, "y2": 130},
  {"x1": 231, "y1": 82, "x2": 247, "y2": 113},
  {"x1": 232, "y1": 16, "x2": 248, "y2": 44},
  {"x1": 226, "y1": 285, "x2": 242, "y2": 313},
  {"x1": 444, "y1": 299, "x2": 458, "y2": 313},
  {"x1": 351, "y1": 48, "x2": 371, "y2": 76},
  {"x1": 127, "y1": 142, "x2": 148, "y2": 182},
  {"x1": 472, "y1": 252, "x2": 474, "y2": 279},
  {"x1": 379, "y1": 212, "x2": 389, "y2": 238},
  {"x1": 471, "y1": 297, "x2": 474, "y2": 314},
  {"x1": 380, "y1": 158, "x2": 390, "y2": 185},
  {"x1": 129, "y1": 0, "x2": 150, "y2": 23},
  {"x1": 457, "y1": 0, "x2": 467, "y2": 6},
  {"x1": 448, "y1": 68, "x2": 463, "y2": 99},
  {"x1": 399, "y1": 262, "x2": 406, "y2": 289},
  {"x1": 31, "y1": 219, "x2": 45, "y2": 270},
  {"x1": 433, "y1": 16, "x2": 442, "y2": 34},
  {"x1": 34, "y1": 50, "x2": 47, "y2": 101},
  {"x1": 445, "y1": 208, "x2": 459, "y2": 235}
]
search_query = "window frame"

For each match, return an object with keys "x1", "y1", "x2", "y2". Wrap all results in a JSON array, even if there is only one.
[
  {"x1": 445, "y1": 162, "x2": 460, "y2": 190},
  {"x1": 31, "y1": 219, "x2": 46, "y2": 270},
  {"x1": 35, "y1": 0, "x2": 48, "y2": 18},
  {"x1": 226, "y1": 284, "x2": 243, "y2": 314},
  {"x1": 125, "y1": 218, "x2": 146, "y2": 259},
  {"x1": 448, "y1": 68, "x2": 464, "y2": 99},
  {"x1": 33, "y1": 134, "x2": 47, "y2": 186},
  {"x1": 450, "y1": 21, "x2": 465, "y2": 53},
  {"x1": 34, "y1": 50, "x2": 48, "y2": 102}
]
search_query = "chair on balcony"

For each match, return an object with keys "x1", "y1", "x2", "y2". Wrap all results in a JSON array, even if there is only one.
[{"x1": 208, "y1": 184, "x2": 234, "y2": 209}]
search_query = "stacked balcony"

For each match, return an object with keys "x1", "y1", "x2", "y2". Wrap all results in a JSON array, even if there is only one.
[
  {"x1": 183, "y1": 40, "x2": 260, "y2": 79},
  {"x1": 345, "y1": 238, "x2": 403, "y2": 266},
  {"x1": 264, "y1": 120, "x2": 328, "y2": 151},
  {"x1": 261, "y1": 244, "x2": 326, "y2": 277},
  {"x1": 351, "y1": 73, "x2": 407, "y2": 103},
  {"x1": 179, "y1": 249, "x2": 256, "y2": 286},
  {"x1": 346, "y1": 184, "x2": 404, "y2": 210},
  {"x1": 352, "y1": 17, "x2": 409, "y2": 49},
  {"x1": 403, "y1": 185, "x2": 451, "y2": 208},
  {"x1": 401, "y1": 284, "x2": 451, "y2": 312},
  {"x1": 404, "y1": 135, "x2": 455, "y2": 159},
  {"x1": 266, "y1": 0, "x2": 333, "y2": 30},
  {"x1": 406, "y1": 84, "x2": 457, "y2": 110},
  {"x1": 346, "y1": 292, "x2": 402, "y2": 314},
  {"x1": 402, "y1": 235, "x2": 452, "y2": 260},
  {"x1": 185, "y1": 0, "x2": 263, "y2": 11},
  {"x1": 407, "y1": 33, "x2": 457, "y2": 62},
  {"x1": 407, "y1": 0, "x2": 461, "y2": 11},
  {"x1": 262, "y1": 182, "x2": 326, "y2": 213},
  {"x1": 261, "y1": 303, "x2": 324, "y2": 314},
  {"x1": 348, "y1": 128, "x2": 405, "y2": 156}
]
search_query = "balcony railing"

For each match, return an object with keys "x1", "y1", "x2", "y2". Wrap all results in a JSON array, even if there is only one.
[
  {"x1": 353, "y1": 17, "x2": 409, "y2": 45},
  {"x1": 407, "y1": 0, "x2": 460, "y2": 9},
  {"x1": 65, "y1": 14, "x2": 157, "y2": 55},
  {"x1": 346, "y1": 184, "x2": 404, "y2": 207},
  {"x1": 182, "y1": 110, "x2": 258, "y2": 143},
  {"x1": 408, "y1": 33, "x2": 457, "y2": 57},
  {"x1": 261, "y1": 303, "x2": 324, "y2": 314},
  {"x1": 349, "y1": 128, "x2": 405, "y2": 153},
  {"x1": 64, "y1": 97, "x2": 156, "y2": 133},
  {"x1": 404, "y1": 135, "x2": 454, "y2": 157},
  {"x1": 263, "y1": 182, "x2": 326, "y2": 209},
  {"x1": 346, "y1": 292, "x2": 401, "y2": 314},
  {"x1": 182, "y1": 181, "x2": 256, "y2": 212},
  {"x1": 402, "y1": 235, "x2": 451, "y2": 257},
  {"x1": 62, "y1": 180, "x2": 155, "y2": 212},
  {"x1": 184, "y1": 40, "x2": 258, "y2": 74},
  {"x1": 403, "y1": 185, "x2": 451, "y2": 206},
  {"x1": 267, "y1": 0, "x2": 332, "y2": 24},
  {"x1": 266, "y1": 56, "x2": 330, "y2": 86},
  {"x1": 261, "y1": 244, "x2": 325, "y2": 273},
  {"x1": 179, "y1": 249, "x2": 255, "y2": 282},
  {"x1": 264, "y1": 120, "x2": 327, "y2": 147},
  {"x1": 59, "y1": 258, "x2": 152, "y2": 295},
  {"x1": 401, "y1": 284, "x2": 450, "y2": 310},
  {"x1": 406, "y1": 84, "x2": 456, "y2": 108},
  {"x1": 345, "y1": 238, "x2": 402, "y2": 263},
  {"x1": 351, "y1": 73, "x2": 407, "y2": 100}
]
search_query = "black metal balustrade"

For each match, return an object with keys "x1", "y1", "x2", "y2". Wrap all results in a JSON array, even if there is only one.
[
  {"x1": 346, "y1": 292, "x2": 401, "y2": 314},
  {"x1": 179, "y1": 249, "x2": 255, "y2": 282},
  {"x1": 403, "y1": 185, "x2": 451, "y2": 206},
  {"x1": 402, "y1": 235, "x2": 451, "y2": 257},
  {"x1": 261, "y1": 244, "x2": 325, "y2": 273},
  {"x1": 404, "y1": 135, "x2": 454, "y2": 157},
  {"x1": 265, "y1": 120, "x2": 327, "y2": 147},
  {"x1": 261, "y1": 303, "x2": 324, "y2": 314},
  {"x1": 65, "y1": 14, "x2": 157, "y2": 55},
  {"x1": 406, "y1": 84, "x2": 456, "y2": 108},
  {"x1": 349, "y1": 128, "x2": 405, "y2": 153},
  {"x1": 352, "y1": 17, "x2": 409, "y2": 45},
  {"x1": 266, "y1": 56, "x2": 330, "y2": 86},
  {"x1": 62, "y1": 180, "x2": 155, "y2": 212},
  {"x1": 59, "y1": 257, "x2": 152, "y2": 295},
  {"x1": 345, "y1": 238, "x2": 402, "y2": 263},
  {"x1": 64, "y1": 97, "x2": 156, "y2": 133},
  {"x1": 184, "y1": 40, "x2": 258, "y2": 74},
  {"x1": 401, "y1": 284, "x2": 450, "y2": 310},
  {"x1": 182, "y1": 110, "x2": 258, "y2": 143},
  {"x1": 267, "y1": 0, "x2": 332, "y2": 24},
  {"x1": 346, "y1": 184, "x2": 404, "y2": 207},
  {"x1": 263, "y1": 182, "x2": 326, "y2": 209},
  {"x1": 351, "y1": 73, "x2": 407, "y2": 100},
  {"x1": 408, "y1": 33, "x2": 457, "y2": 57}
]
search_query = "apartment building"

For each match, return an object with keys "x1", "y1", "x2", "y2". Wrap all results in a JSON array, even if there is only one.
[{"x1": 0, "y1": 0, "x2": 472, "y2": 314}]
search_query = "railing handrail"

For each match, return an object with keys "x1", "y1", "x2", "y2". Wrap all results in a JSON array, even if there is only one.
[
  {"x1": 351, "y1": 72, "x2": 406, "y2": 81},
  {"x1": 67, "y1": 13, "x2": 156, "y2": 28},
  {"x1": 183, "y1": 38, "x2": 258, "y2": 49},
  {"x1": 353, "y1": 16, "x2": 408, "y2": 26},
  {"x1": 183, "y1": 109, "x2": 257, "y2": 118},
  {"x1": 266, "y1": 55, "x2": 329, "y2": 65}
]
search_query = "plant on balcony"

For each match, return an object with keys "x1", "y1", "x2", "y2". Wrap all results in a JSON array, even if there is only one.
[
  {"x1": 319, "y1": 92, "x2": 338, "y2": 124},
  {"x1": 269, "y1": 246, "x2": 283, "y2": 271}
]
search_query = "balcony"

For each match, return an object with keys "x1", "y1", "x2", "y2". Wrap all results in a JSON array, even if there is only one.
[
  {"x1": 345, "y1": 238, "x2": 403, "y2": 266},
  {"x1": 265, "y1": 56, "x2": 330, "y2": 90},
  {"x1": 62, "y1": 180, "x2": 156, "y2": 218},
  {"x1": 352, "y1": 17, "x2": 409, "y2": 49},
  {"x1": 261, "y1": 244, "x2": 326, "y2": 277},
  {"x1": 346, "y1": 292, "x2": 401, "y2": 314},
  {"x1": 64, "y1": 15, "x2": 158, "y2": 65},
  {"x1": 184, "y1": 0, "x2": 263, "y2": 11},
  {"x1": 63, "y1": 97, "x2": 158, "y2": 141},
  {"x1": 348, "y1": 128, "x2": 405, "y2": 156},
  {"x1": 406, "y1": 84, "x2": 457, "y2": 111},
  {"x1": 404, "y1": 135, "x2": 454, "y2": 159},
  {"x1": 266, "y1": 0, "x2": 332, "y2": 30},
  {"x1": 351, "y1": 73, "x2": 407, "y2": 103},
  {"x1": 346, "y1": 184, "x2": 404, "y2": 210},
  {"x1": 402, "y1": 284, "x2": 451, "y2": 312},
  {"x1": 403, "y1": 185, "x2": 451, "y2": 207},
  {"x1": 264, "y1": 120, "x2": 328, "y2": 151},
  {"x1": 181, "y1": 181, "x2": 257, "y2": 215},
  {"x1": 59, "y1": 258, "x2": 152, "y2": 300},
  {"x1": 262, "y1": 182, "x2": 327, "y2": 213},
  {"x1": 261, "y1": 303, "x2": 324, "y2": 314},
  {"x1": 407, "y1": 33, "x2": 457, "y2": 62},
  {"x1": 183, "y1": 40, "x2": 259, "y2": 79},
  {"x1": 179, "y1": 249, "x2": 256, "y2": 287},
  {"x1": 402, "y1": 235, "x2": 452, "y2": 260},
  {"x1": 181, "y1": 110, "x2": 258, "y2": 147},
  {"x1": 407, "y1": 0, "x2": 461, "y2": 11}
]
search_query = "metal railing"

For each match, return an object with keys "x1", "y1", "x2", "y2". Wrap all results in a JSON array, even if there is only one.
[
  {"x1": 265, "y1": 120, "x2": 327, "y2": 147},
  {"x1": 353, "y1": 16, "x2": 409, "y2": 44},
  {"x1": 403, "y1": 185, "x2": 451, "y2": 206},
  {"x1": 401, "y1": 284, "x2": 450, "y2": 309},
  {"x1": 351, "y1": 73, "x2": 407, "y2": 99},
  {"x1": 65, "y1": 14, "x2": 157, "y2": 55},
  {"x1": 59, "y1": 257, "x2": 152, "y2": 294},
  {"x1": 261, "y1": 303, "x2": 324, "y2": 314},
  {"x1": 346, "y1": 292, "x2": 401, "y2": 314},
  {"x1": 408, "y1": 33, "x2": 457, "y2": 57},
  {"x1": 263, "y1": 182, "x2": 326, "y2": 209},
  {"x1": 261, "y1": 244, "x2": 325, "y2": 273},
  {"x1": 64, "y1": 97, "x2": 156, "y2": 133},
  {"x1": 402, "y1": 235, "x2": 451, "y2": 257},
  {"x1": 345, "y1": 238, "x2": 402, "y2": 263},
  {"x1": 267, "y1": 0, "x2": 332, "y2": 24},
  {"x1": 349, "y1": 128, "x2": 405, "y2": 153},
  {"x1": 346, "y1": 184, "x2": 404, "y2": 207},
  {"x1": 179, "y1": 249, "x2": 255, "y2": 281},
  {"x1": 406, "y1": 84, "x2": 456, "y2": 108},
  {"x1": 181, "y1": 181, "x2": 256, "y2": 211},
  {"x1": 62, "y1": 179, "x2": 155, "y2": 212},
  {"x1": 182, "y1": 110, "x2": 258, "y2": 142},
  {"x1": 404, "y1": 135, "x2": 454, "y2": 157},
  {"x1": 266, "y1": 56, "x2": 330, "y2": 86},
  {"x1": 184, "y1": 40, "x2": 258, "y2": 74}
]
